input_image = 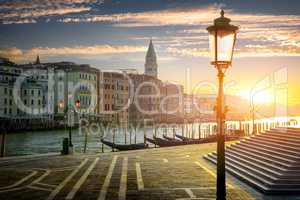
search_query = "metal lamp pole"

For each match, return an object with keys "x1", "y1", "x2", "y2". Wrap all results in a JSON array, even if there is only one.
[
  {"x1": 206, "y1": 10, "x2": 239, "y2": 200},
  {"x1": 216, "y1": 66, "x2": 226, "y2": 200}
]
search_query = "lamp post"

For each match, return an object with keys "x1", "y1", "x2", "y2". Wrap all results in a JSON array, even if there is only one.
[
  {"x1": 207, "y1": 10, "x2": 238, "y2": 200},
  {"x1": 74, "y1": 99, "x2": 81, "y2": 147}
]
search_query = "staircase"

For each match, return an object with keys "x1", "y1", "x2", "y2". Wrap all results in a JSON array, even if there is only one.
[{"x1": 203, "y1": 127, "x2": 300, "y2": 194}]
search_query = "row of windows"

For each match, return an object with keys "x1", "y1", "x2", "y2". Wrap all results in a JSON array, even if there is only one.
[
  {"x1": 3, "y1": 88, "x2": 12, "y2": 95},
  {"x1": 2, "y1": 108, "x2": 44, "y2": 115},
  {"x1": 23, "y1": 99, "x2": 42, "y2": 106},
  {"x1": 3, "y1": 108, "x2": 20, "y2": 115},
  {"x1": 104, "y1": 84, "x2": 128, "y2": 91},
  {"x1": 0, "y1": 75, "x2": 16, "y2": 82},
  {"x1": 79, "y1": 96, "x2": 91, "y2": 106},
  {"x1": 2, "y1": 88, "x2": 42, "y2": 96},
  {"x1": 23, "y1": 89, "x2": 41, "y2": 96},
  {"x1": 79, "y1": 73, "x2": 96, "y2": 81},
  {"x1": 4, "y1": 98, "x2": 13, "y2": 105},
  {"x1": 104, "y1": 104, "x2": 111, "y2": 111}
]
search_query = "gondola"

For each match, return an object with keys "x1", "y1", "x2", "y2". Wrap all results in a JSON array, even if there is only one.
[
  {"x1": 162, "y1": 134, "x2": 181, "y2": 141},
  {"x1": 101, "y1": 139, "x2": 148, "y2": 151},
  {"x1": 175, "y1": 134, "x2": 203, "y2": 142},
  {"x1": 146, "y1": 136, "x2": 187, "y2": 147}
]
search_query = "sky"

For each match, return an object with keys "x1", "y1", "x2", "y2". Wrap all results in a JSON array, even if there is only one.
[{"x1": 0, "y1": 0, "x2": 300, "y2": 112}]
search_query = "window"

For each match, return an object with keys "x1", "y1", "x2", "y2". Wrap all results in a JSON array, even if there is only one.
[
  {"x1": 38, "y1": 100, "x2": 41, "y2": 105},
  {"x1": 9, "y1": 108, "x2": 11, "y2": 114},
  {"x1": 31, "y1": 99, "x2": 34, "y2": 105},
  {"x1": 9, "y1": 99, "x2": 12, "y2": 105},
  {"x1": 31, "y1": 90, "x2": 34, "y2": 95},
  {"x1": 9, "y1": 89, "x2": 12, "y2": 96},
  {"x1": 38, "y1": 90, "x2": 41, "y2": 96},
  {"x1": 4, "y1": 108, "x2": 7, "y2": 114},
  {"x1": 4, "y1": 98, "x2": 7, "y2": 105},
  {"x1": 4, "y1": 88, "x2": 7, "y2": 94},
  {"x1": 24, "y1": 100, "x2": 27, "y2": 105},
  {"x1": 24, "y1": 90, "x2": 27, "y2": 96}
]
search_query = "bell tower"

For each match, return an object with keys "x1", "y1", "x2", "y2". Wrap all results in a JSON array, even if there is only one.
[{"x1": 144, "y1": 39, "x2": 158, "y2": 78}]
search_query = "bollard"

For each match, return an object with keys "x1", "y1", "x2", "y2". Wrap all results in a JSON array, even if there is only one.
[
  {"x1": 61, "y1": 138, "x2": 69, "y2": 155},
  {"x1": 198, "y1": 124, "x2": 201, "y2": 140},
  {"x1": 83, "y1": 129, "x2": 88, "y2": 153},
  {"x1": 0, "y1": 131, "x2": 6, "y2": 157},
  {"x1": 154, "y1": 127, "x2": 157, "y2": 148},
  {"x1": 112, "y1": 130, "x2": 115, "y2": 152},
  {"x1": 143, "y1": 126, "x2": 146, "y2": 145},
  {"x1": 134, "y1": 127, "x2": 137, "y2": 144}
]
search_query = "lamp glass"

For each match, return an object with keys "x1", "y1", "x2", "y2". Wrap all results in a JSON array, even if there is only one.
[{"x1": 209, "y1": 30, "x2": 236, "y2": 64}]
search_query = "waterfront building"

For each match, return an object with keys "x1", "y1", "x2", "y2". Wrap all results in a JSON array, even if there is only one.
[
  {"x1": 128, "y1": 73, "x2": 162, "y2": 124},
  {"x1": 0, "y1": 58, "x2": 46, "y2": 120},
  {"x1": 99, "y1": 71, "x2": 129, "y2": 125},
  {"x1": 48, "y1": 62, "x2": 99, "y2": 117},
  {"x1": 0, "y1": 57, "x2": 100, "y2": 126},
  {"x1": 161, "y1": 82, "x2": 184, "y2": 123}
]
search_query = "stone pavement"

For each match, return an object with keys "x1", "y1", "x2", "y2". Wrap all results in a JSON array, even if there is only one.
[{"x1": 0, "y1": 142, "x2": 275, "y2": 200}]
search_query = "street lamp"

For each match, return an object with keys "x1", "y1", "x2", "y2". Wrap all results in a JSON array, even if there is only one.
[{"x1": 207, "y1": 10, "x2": 238, "y2": 200}]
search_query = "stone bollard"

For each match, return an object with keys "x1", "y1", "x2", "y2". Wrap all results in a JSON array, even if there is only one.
[
  {"x1": 0, "y1": 132, "x2": 6, "y2": 157},
  {"x1": 61, "y1": 138, "x2": 69, "y2": 155}
]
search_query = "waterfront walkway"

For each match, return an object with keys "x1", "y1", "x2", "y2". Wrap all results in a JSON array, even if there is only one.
[{"x1": 0, "y1": 143, "x2": 278, "y2": 200}]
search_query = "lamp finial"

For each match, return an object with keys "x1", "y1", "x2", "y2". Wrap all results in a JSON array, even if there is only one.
[{"x1": 221, "y1": 9, "x2": 224, "y2": 17}]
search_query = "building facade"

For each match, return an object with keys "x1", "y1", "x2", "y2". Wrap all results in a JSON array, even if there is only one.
[{"x1": 99, "y1": 71, "x2": 129, "y2": 125}]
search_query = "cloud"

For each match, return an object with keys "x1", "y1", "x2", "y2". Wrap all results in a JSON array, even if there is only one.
[
  {"x1": 58, "y1": 4, "x2": 300, "y2": 57},
  {"x1": 166, "y1": 44, "x2": 300, "y2": 58},
  {"x1": 2, "y1": 19, "x2": 37, "y2": 24},
  {"x1": 59, "y1": 5, "x2": 221, "y2": 26},
  {"x1": 0, "y1": 0, "x2": 103, "y2": 24},
  {"x1": 0, "y1": 45, "x2": 147, "y2": 62}
]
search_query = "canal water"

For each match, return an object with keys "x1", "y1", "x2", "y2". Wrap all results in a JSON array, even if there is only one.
[{"x1": 4, "y1": 117, "x2": 298, "y2": 156}]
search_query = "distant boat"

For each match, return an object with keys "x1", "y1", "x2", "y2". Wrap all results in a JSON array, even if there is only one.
[
  {"x1": 147, "y1": 134, "x2": 240, "y2": 148},
  {"x1": 146, "y1": 136, "x2": 186, "y2": 147},
  {"x1": 163, "y1": 134, "x2": 180, "y2": 141},
  {"x1": 101, "y1": 139, "x2": 148, "y2": 151},
  {"x1": 175, "y1": 134, "x2": 200, "y2": 142}
]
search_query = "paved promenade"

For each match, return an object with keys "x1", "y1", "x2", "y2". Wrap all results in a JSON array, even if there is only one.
[{"x1": 0, "y1": 143, "x2": 264, "y2": 200}]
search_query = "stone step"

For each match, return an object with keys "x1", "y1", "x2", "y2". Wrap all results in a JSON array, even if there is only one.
[
  {"x1": 203, "y1": 154, "x2": 271, "y2": 194},
  {"x1": 225, "y1": 148, "x2": 292, "y2": 173},
  {"x1": 267, "y1": 130, "x2": 300, "y2": 139},
  {"x1": 207, "y1": 153, "x2": 300, "y2": 188},
  {"x1": 258, "y1": 133, "x2": 300, "y2": 145},
  {"x1": 205, "y1": 153, "x2": 274, "y2": 187},
  {"x1": 247, "y1": 136, "x2": 300, "y2": 152},
  {"x1": 231, "y1": 142, "x2": 300, "y2": 164},
  {"x1": 213, "y1": 151, "x2": 300, "y2": 183},
  {"x1": 241, "y1": 140, "x2": 300, "y2": 158},
  {"x1": 264, "y1": 131, "x2": 300, "y2": 143},
  {"x1": 228, "y1": 144, "x2": 300, "y2": 170},
  {"x1": 274, "y1": 127, "x2": 300, "y2": 134},
  {"x1": 224, "y1": 150, "x2": 300, "y2": 179},
  {"x1": 211, "y1": 152, "x2": 283, "y2": 181},
  {"x1": 204, "y1": 154, "x2": 300, "y2": 194}
]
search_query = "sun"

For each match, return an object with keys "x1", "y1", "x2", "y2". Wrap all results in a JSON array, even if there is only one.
[
  {"x1": 252, "y1": 90, "x2": 274, "y2": 104},
  {"x1": 238, "y1": 89, "x2": 274, "y2": 104}
]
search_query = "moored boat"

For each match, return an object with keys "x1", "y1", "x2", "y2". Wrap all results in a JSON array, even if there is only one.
[{"x1": 101, "y1": 139, "x2": 148, "y2": 151}]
